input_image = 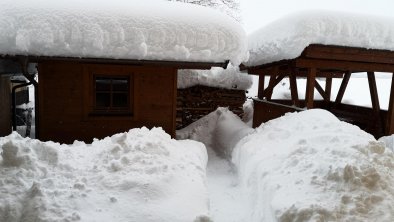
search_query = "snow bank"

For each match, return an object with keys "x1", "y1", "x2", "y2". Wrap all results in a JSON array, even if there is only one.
[
  {"x1": 232, "y1": 109, "x2": 394, "y2": 221},
  {"x1": 178, "y1": 65, "x2": 253, "y2": 90},
  {"x1": 177, "y1": 108, "x2": 253, "y2": 158},
  {"x1": 0, "y1": 128, "x2": 209, "y2": 222},
  {"x1": 246, "y1": 10, "x2": 394, "y2": 66},
  {"x1": 0, "y1": 0, "x2": 248, "y2": 65},
  {"x1": 379, "y1": 135, "x2": 394, "y2": 153}
]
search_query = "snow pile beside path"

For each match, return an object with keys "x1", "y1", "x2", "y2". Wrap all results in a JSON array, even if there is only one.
[
  {"x1": 177, "y1": 108, "x2": 253, "y2": 158},
  {"x1": 178, "y1": 65, "x2": 253, "y2": 90},
  {"x1": 233, "y1": 109, "x2": 394, "y2": 222},
  {"x1": 246, "y1": 10, "x2": 394, "y2": 66},
  {"x1": 0, "y1": 0, "x2": 248, "y2": 65},
  {"x1": 379, "y1": 135, "x2": 394, "y2": 153},
  {"x1": 0, "y1": 128, "x2": 209, "y2": 222}
]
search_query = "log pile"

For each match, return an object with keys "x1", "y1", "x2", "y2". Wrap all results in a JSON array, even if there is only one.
[{"x1": 177, "y1": 85, "x2": 246, "y2": 129}]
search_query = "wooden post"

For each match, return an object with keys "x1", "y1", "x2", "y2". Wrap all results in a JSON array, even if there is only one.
[
  {"x1": 367, "y1": 72, "x2": 382, "y2": 135},
  {"x1": 289, "y1": 67, "x2": 299, "y2": 107},
  {"x1": 367, "y1": 72, "x2": 381, "y2": 114},
  {"x1": 305, "y1": 67, "x2": 316, "y2": 109},
  {"x1": 257, "y1": 74, "x2": 265, "y2": 99},
  {"x1": 335, "y1": 71, "x2": 351, "y2": 105},
  {"x1": 263, "y1": 74, "x2": 286, "y2": 101},
  {"x1": 266, "y1": 73, "x2": 276, "y2": 100},
  {"x1": 0, "y1": 76, "x2": 12, "y2": 136},
  {"x1": 386, "y1": 73, "x2": 394, "y2": 135},
  {"x1": 325, "y1": 77, "x2": 332, "y2": 104}
]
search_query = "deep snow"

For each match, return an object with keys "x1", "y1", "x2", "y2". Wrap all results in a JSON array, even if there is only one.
[
  {"x1": 232, "y1": 109, "x2": 394, "y2": 221},
  {"x1": 246, "y1": 10, "x2": 394, "y2": 66},
  {"x1": 2, "y1": 108, "x2": 394, "y2": 221},
  {"x1": 0, "y1": 128, "x2": 209, "y2": 222},
  {"x1": 0, "y1": 0, "x2": 248, "y2": 65}
]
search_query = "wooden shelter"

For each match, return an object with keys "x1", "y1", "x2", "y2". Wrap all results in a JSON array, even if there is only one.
[{"x1": 242, "y1": 44, "x2": 394, "y2": 138}]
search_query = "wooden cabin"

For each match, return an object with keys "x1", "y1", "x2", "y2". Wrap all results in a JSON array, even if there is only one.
[
  {"x1": 0, "y1": 0, "x2": 247, "y2": 143},
  {"x1": 1, "y1": 56, "x2": 227, "y2": 144},
  {"x1": 242, "y1": 44, "x2": 394, "y2": 138}
]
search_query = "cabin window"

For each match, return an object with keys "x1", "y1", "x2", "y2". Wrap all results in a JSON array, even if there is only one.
[{"x1": 93, "y1": 76, "x2": 132, "y2": 115}]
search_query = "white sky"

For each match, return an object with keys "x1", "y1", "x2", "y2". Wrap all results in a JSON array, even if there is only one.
[{"x1": 241, "y1": 0, "x2": 394, "y2": 33}]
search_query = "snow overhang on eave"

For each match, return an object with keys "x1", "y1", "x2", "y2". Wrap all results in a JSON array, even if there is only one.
[{"x1": 0, "y1": 55, "x2": 229, "y2": 70}]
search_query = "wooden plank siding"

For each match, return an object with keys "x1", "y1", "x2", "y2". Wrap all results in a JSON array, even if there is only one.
[
  {"x1": 38, "y1": 61, "x2": 177, "y2": 143},
  {"x1": 0, "y1": 76, "x2": 11, "y2": 136}
]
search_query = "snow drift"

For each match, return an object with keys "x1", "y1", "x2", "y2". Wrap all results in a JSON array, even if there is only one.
[
  {"x1": 0, "y1": 0, "x2": 248, "y2": 65},
  {"x1": 232, "y1": 109, "x2": 394, "y2": 221},
  {"x1": 0, "y1": 128, "x2": 209, "y2": 222},
  {"x1": 246, "y1": 10, "x2": 394, "y2": 66}
]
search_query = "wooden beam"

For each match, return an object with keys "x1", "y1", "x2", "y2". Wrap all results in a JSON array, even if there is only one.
[
  {"x1": 289, "y1": 68, "x2": 299, "y2": 106},
  {"x1": 264, "y1": 74, "x2": 286, "y2": 100},
  {"x1": 246, "y1": 67, "x2": 343, "y2": 78},
  {"x1": 305, "y1": 68, "x2": 316, "y2": 109},
  {"x1": 296, "y1": 58, "x2": 394, "y2": 73},
  {"x1": 3, "y1": 55, "x2": 229, "y2": 70},
  {"x1": 367, "y1": 72, "x2": 381, "y2": 114},
  {"x1": 265, "y1": 74, "x2": 276, "y2": 100},
  {"x1": 325, "y1": 77, "x2": 332, "y2": 103},
  {"x1": 314, "y1": 80, "x2": 328, "y2": 101},
  {"x1": 335, "y1": 72, "x2": 351, "y2": 105},
  {"x1": 257, "y1": 74, "x2": 265, "y2": 99},
  {"x1": 386, "y1": 73, "x2": 394, "y2": 135},
  {"x1": 367, "y1": 72, "x2": 382, "y2": 135},
  {"x1": 302, "y1": 44, "x2": 394, "y2": 65}
]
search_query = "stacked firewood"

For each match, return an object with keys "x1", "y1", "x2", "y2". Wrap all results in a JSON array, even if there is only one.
[{"x1": 176, "y1": 85, "x2": 246, "y2": 129}]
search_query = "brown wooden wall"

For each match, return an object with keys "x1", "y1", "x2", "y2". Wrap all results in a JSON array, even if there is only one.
[
  {"x1": 38, "y1": 61, "x2": 177, "y2": 143},
  {"x1": 0, "y1": 76, "x2": 11, "y2": 136}
]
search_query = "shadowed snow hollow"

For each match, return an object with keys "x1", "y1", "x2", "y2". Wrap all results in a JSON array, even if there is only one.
[
  {"x1": 232, "y1": 109, "x2": 394, "y2": 222},
  {"x1": 0, "y1": 128, "x2": 209, "y2": 222}
]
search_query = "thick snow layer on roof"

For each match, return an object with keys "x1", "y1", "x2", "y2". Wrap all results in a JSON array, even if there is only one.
[
  {"x1": 246, "y1": 11, "x2": 394, "y2": 66},
  {"x1": 0, "y1": 128, "x2": 209, "y2": 222},
  {"x1": 177, "y1": 65, "x2": 253, "y2": 90},
  {"x1": 0, "y1": 0, "x2": 248, "y2": 65},
  {"x1": 232, "y1": 109, "x2": 394, "y2": 221}
]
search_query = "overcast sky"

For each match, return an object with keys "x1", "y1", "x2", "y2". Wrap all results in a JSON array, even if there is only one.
[{"x1": 241, "y1": 0, "x2": 394, "y2": 33}]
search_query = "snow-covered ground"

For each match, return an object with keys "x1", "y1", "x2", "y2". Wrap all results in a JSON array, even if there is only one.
[
  {"x1": 233, "y1": 109, "x2": 394, "y2": 221},
  {"x1": 0, "y1": 128, "x2": 209, "y2": 222},
  {"x1": 2, "y1": 107, "x2": 394, "y2": 221}
]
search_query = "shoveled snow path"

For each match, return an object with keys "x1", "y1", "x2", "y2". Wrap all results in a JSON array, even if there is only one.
[{"x1": 206, "y1": 146, "x2": 248, "y2": 222}]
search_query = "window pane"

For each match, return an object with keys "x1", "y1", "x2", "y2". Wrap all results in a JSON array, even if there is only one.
[
  {"x1": 112, "y1": 93, "x2": 128, "y2": 107},
  {"x1": 96, "y1": 78, "x2": 111, "y2": 91},
  {"x1": 112, "y1": 78, "x2": 128, "y2": 91},
  {"x1": 96, "y1": 93, "x2": 110, "y2": 107}
]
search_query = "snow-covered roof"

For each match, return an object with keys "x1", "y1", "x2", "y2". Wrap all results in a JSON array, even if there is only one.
[
  {"x1": 177, "y1": 65, "x2": 252, "y2": 90},
  {"x1": 246, "y1": 11, "x2": 394, "y2": 66},
  {"x1": 0, "y1": 0, "x2": 248, "y2": 65}
]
